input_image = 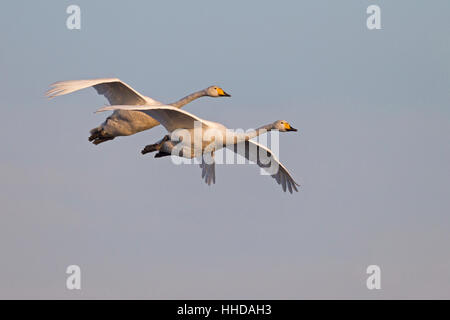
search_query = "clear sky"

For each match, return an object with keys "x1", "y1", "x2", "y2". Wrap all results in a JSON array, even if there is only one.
[{"x1": 1, "y1": 0, "x2": 449, "y2": 298}]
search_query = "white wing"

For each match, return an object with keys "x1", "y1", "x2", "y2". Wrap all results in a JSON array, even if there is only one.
[
  {"x1": 96, "y1": 105, "x2": 209, "y2": 132},
  {"x1": 46, "y1": 78, "x2": 162, "y2": 106},
  {"x1": 199, "y1": 153, "x2": 216, "y2": 186},
  {"x1": 228, "y1": 140, "x2": 300, "y2": 193}
]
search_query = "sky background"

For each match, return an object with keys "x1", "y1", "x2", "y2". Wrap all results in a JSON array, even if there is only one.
[{"x1": 1, "y1": 0, "x2": 449, "y2": 299}]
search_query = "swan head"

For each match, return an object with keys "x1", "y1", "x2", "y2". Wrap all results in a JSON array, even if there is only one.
[
  {"x1": 205, "y1": 86, "x2": 231, "y2": 97},
  {"x1": 273, "y1": 120, "x2": 297, "y2": 132}
]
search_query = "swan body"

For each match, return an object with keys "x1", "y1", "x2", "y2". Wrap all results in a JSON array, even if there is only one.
[
  {"x1": 96, "y1": 105, "x2": 300, "y2": 193},
  {"x1": 46, "y1": 78, "x2": 230, "y2": 144}
]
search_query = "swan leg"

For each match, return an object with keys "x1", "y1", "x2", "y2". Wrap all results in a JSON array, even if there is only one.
[
  {"x1": 141, "y1": 135, "x2": 170, "y2": 155},
  {"x1": 141, "y1": 143, "x2": 160, "y2": 155},
  {"x1": 88, "y1": 127, "x2": 115, "y2": 145},
  {"x1": 154, "y1": 151, "x2": 171, "y2": 158}
]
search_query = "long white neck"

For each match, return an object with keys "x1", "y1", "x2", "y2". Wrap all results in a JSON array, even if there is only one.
[
  {"x1": 170, "y1": 89, "x2": 207, "y2": 108},
  {"x1": 229, "y1": 124, "x2": 274, "y2": 144},
  {"x1": 245, "y1": 124, "x2": 274, "y2": 140}
]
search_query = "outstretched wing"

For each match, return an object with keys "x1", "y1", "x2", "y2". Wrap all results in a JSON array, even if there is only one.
[
  {"x1": 95, "y1": 105, "x2": 209, "y2": 132},
  {"x1": 199, "y1": 152, "x2": 216, "y2": 186},
  {"x1": 228, "y1": 140, "x2": 300, "y2": 193},
  {"x1": 46, "y1": 78, "x2": 161, "y2": 105}
]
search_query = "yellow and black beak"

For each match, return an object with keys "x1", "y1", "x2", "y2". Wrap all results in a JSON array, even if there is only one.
[
  {"x1": 217, "y1": 88, "x2": 231, "y2": 97},
  {"x1": 284, "y1": 123, "x2": 298, "y2": 132}
]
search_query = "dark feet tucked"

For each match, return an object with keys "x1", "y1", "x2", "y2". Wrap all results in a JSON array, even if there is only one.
[
  {"x1": 141, "y1": 135, "x2": 171, "y2": 155},
  {"x1": 89, "y1": 128, "x2": 115, "y2": 145},
  {"x1": 154, "y1": 151, "x2": 171, "y2": 158},
  {"x1": 141, "y1": 143, "x2": 160, "y2": 155}
]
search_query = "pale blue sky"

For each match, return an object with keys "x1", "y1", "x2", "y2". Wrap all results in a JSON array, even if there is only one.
[{"x1": 1, "y1": 0, "x2": 449, "y2": 298}]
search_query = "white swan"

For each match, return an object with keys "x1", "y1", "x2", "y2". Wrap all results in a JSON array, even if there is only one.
[
  {"x1": 96, "y1": 105, "x2": 300, "y2": 193},
  {"x1": 45, "y1": 78, "x2": 230, "y2": 144}
]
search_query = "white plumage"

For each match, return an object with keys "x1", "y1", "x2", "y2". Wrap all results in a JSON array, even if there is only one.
[
  {"x1": 46, "y1": 78, "x2": 230, "y2": 144},
  {"x1": 96, "y1": 105, "x2": 300, "y2": 193}
]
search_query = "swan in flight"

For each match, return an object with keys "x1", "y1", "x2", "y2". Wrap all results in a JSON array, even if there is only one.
[
  {"x1": 45, "y1": 78, "x2": 230, "y2": 144},
  {"x1": 96, "y1": 105, "x2": 300, "y2": 193}
]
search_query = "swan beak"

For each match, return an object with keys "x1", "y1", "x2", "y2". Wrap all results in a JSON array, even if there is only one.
[
  {"x1": 217, "y1": 88, "x2": 231, "y2": 97},
  {"x1": 287, "y1": 126, "x2": 298, "y2": 132}
]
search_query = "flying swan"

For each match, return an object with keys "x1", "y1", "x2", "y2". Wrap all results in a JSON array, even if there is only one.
[
  {"x1": 95, "y1": 105, "x2": 300, "y2": 193},
  {"x1": 45, "y1": 78, "x2": 230, "y2": 144}
]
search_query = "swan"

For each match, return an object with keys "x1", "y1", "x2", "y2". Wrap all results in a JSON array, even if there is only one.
[
  {"x1": 95, "y1": 104, "x2": 300, "y2": 193},
  {"x1": 45, "y1": 78, "x2": 230, "y2": 144}
]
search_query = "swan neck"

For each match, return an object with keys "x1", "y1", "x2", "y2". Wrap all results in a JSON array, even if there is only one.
[
  {"x1": 170, "y1": 90, "x2": 207, "y2": 108},
  {"x1": 245, "y1": 124, "x2": 273, "y2": 140}
]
